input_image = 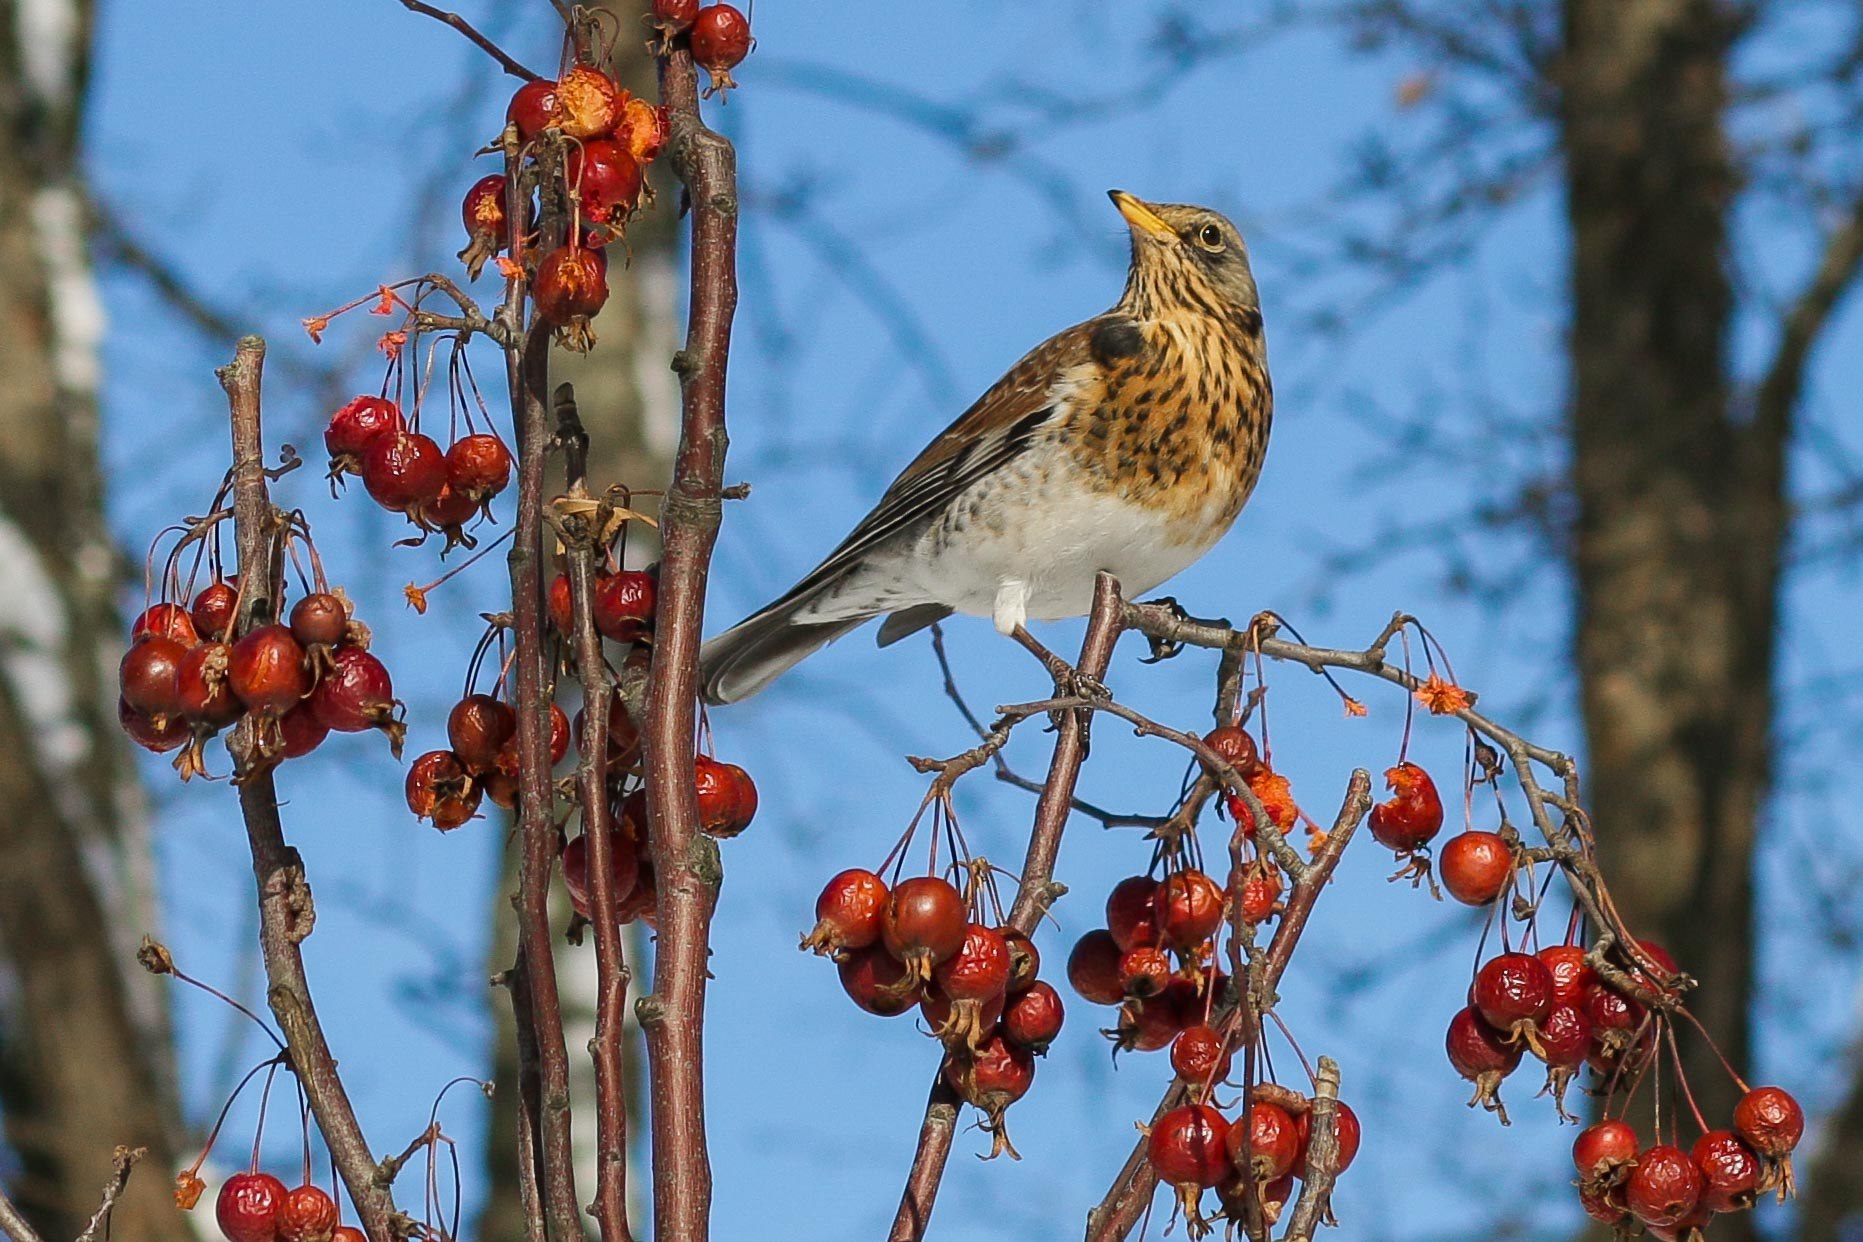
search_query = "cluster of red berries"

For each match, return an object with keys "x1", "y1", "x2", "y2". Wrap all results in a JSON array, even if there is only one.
[
  {"x1": 205, "y1": 1172, "x2": 359, "y2": 1242},
  {"x1": 1147, "y1": 1087, "x2": 1362, "y2": 1231},
  {"x1": 649, "y1": 1, "x2": 754, "y2": 95},
  {"x1": 802, "y1": 869, "x2": 1062, "y2": 1157},
  {"x1": 1572, "y1": 1085, "x2": 1803, "y2": 1238},
  {"x1": 120, "y1": 584, "x2": 402, "y2": 779},
  {"x1": 325, "y1": 394, "x2": 512, "y2": 550},
  {"x1": 406, "y1": 693, "x2": 569, "y2": 830},
  {"x1": 1064, "y1": 867, "x2": 1233, "y2": 1055}
]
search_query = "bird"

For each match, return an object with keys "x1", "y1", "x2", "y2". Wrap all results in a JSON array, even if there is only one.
[{"x1": 700, "y1": 190, "x2": 1273, "y2": 705}]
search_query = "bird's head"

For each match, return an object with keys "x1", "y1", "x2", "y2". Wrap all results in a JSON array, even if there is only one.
[{"x1": 1109, "y1": 190, "x2": 1260, "y2": 322}]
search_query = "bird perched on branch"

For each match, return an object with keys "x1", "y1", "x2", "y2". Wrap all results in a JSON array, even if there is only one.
[{"x1": 700, "y1": 190, "x2": 1273, "y2": 704}]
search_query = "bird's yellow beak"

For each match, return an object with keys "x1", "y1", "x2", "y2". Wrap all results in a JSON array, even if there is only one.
[{"x1": 1109, "y1": 189, "x2": 1174, "y2": 239}]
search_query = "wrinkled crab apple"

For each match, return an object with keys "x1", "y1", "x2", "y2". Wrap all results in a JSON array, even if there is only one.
[
  {"x1": 1368, "y1": 761, "x2": 1444, "y2": 853},
  {"x1": 405, "y1": 749, "x2": 481, "y2": 830},
  {"x1": 534, "y1": 244, "x2": 610, "y2": 349}
]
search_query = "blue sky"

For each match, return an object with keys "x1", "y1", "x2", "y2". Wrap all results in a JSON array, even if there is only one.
[{"x1": 89, "y1": 3, "x2": 1862, "y2": 1239}]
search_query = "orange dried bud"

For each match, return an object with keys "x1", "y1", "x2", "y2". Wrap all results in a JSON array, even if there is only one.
[
  {"x1": 1247, "y1": 770, "x2": 1300, "y2": 832},
  {"x1": 174, "y1": 1170, "x2": 205, "y2": 1210},
  {"x1": 377, "y1": 329, "x2": 408, "y2": 359},
  {"x1": 1415, "y1": 672, "x2": 1472, "y2": 715},
  {"x1": 494, "y1": 255, "x2": 524, "y2": 282},
  {"x1": 302, "y1": 315, "x2": 330, "y2": 343},
  {"x1": 404, "y1": 583, "x2": 429, "y2": 614},
  {"x1": 371, "y1": 284, "x2": 399, "y2": 316},
  {"x1": 1343, "y1": 697, "x2": 1368, "y2": 718}
]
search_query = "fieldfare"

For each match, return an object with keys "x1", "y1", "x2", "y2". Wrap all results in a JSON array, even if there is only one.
[{"x1": 700, "y1": 190, "x2": 1273, "y2": 704}]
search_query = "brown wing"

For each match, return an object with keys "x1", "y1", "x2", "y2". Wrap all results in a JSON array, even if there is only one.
[{"x1": 770, "y1": 322, "x2": 1097, "y2": 604}]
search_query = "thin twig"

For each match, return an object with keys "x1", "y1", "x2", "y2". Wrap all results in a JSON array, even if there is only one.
[
  {"x1": 1281, "y1": 1058, "x2": 1342, "y2": 1241},
  {"x1": 0, "y1": 1186, "x2": 44, "y2": 1242},
  {"x1": 636, "y1": 35, "x2": 740, "y2": 1242},
  {"x1": 73, "y1": 1146, "x2": 145, "y2": 1242},
  {"x1": 218, "y1": 337, "x2": 401, "y2": 1242}
]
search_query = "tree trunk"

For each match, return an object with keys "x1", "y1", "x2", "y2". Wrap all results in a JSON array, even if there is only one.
[
  {"x1": 0, "y1": 0, "x2": 187, "y2": 1236},
  {"x1": 1559, "y1": 0, "x2": 1778, "y2": 1220}
]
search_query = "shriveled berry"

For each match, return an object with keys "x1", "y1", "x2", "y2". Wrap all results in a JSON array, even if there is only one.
[
  {"x1": 1734, "y1": 1085, "x2": 1804, "y2": 1158},
  {"x1": 1535, "y1": 1003, "x2": 1591, "y2": 1068},
  {"x1": 801, "y1": 868, "x2": 888, "y2": 957},
  {"x1": 1002, "y1": 980, "x2": 1064, "y2": 1053},
  {"x1": 1625, "y1": 1144, "x2": 1703, "y2": 1228},
  {"x1": 228, "y1": 625, "x2": 309, "y2": 717},
  {"x1": 1692, "y1": 1130, "x2": 1760, "y2": 1212},
  {"x1": 1238, "y1": 862, "x2": 1281, "y2": 925},
  {"x1": 405, "y1": 750, "x2": 480, "y2": 830},
  {"x1": 276, "y1": 1183, "x2": 338, "y2": 1242},
  {"x1": 838, "y1": 944, "x2": 920, "y2": 1016},
  {"x1": 999, "y1": 926, "x2": 1040, "y2": 993},
  {"x1": 919, "y1": 983, "x2": 1004, "y2": 1041},
  {"x1": 445, "y1": 434, "x2": 512, "y2": 505},
  {"x1": 1066, "y1": 929, "x2": 1124, "y2": 1005},
  {"x1": 1473, "y1": 952, "x2": 1553, "y2": 1035},
  {"x1": 1574, "y1": 1119, "x2": 1639, "y2": 1180},
  {"x1": 1153, "y1": 869, "x2": 1226, "y2": 950},
  {"x1": 1105, "y1": 874, "x2": 1159, "y2": 952},
  {"x1": 1538, "y1": 944, "x2": 1596, "y2": 1007},
  {"x1": 1112, "y1": 979, "x2": 1191, "y2": 1053},
  {"x1": 1579, "y1": 1178, "x2": 1629, "y2": 1226},
  {"x1": 553, "y1": 65, "x2": 620, "y2": 139},
  {"x1": 1368, "y1": 761, "x2": 1444, "y2": 852},
  {"x1": 693, "y1": 755, "x2": 757, "y2": 838},
  {"x1": 654, "y1": 0, "x2": 698, "y2": 21},
  {"x1": 534, "y1": 246, "x2": 609, "y2": 329},
  {"x1": 1118, "y1": 946, "x2": 1172, "y2": 1000},
  {"x1": 461, "y1": 174, "x2": 507, "y2": 245},
  {"x1": 216, "y1": 1171, "x2": 287, "y2": 1242},
  {"x1": 1149, "y1": 1104, "x2": 1233, "y2": 1189},
  {"x1": 1439, "y1": 830, "x2": 1511, "y2": 904},
  {"x1": 933, "y1": 923, "x2": 1010, "y2": 1003},
  {"x1": 1446, "y1": 1005, "x2": 1521, "y2": 1118},
  {"x1": 308, "y1": 647, "x2": 397, "y2": 735},
  {"x1": 361, "y1": 432, "x2": 447, "y2": 515},
  {"x1": 941, "y1": 1033, "x2": 1035, "y2": 1135},
  {"x1": 324, "y1": 395, "x2": 404, "y2": 477},
  {"x1": 1293, "y1": 1101, "x2": 1361, "y2": 1175},
  {"x1": 1226, "y1": 1101, "x2": 1298, "y2": 1182},
  {"x1": 1170, "y1": 1024, "x2": 1232, "y2": 1089},
  {"x1": 1202, "y1": 723, "x2": 1264, "y2": 780},
  {"x1": 278, "y1": 703, "x2": 328, "y2": 759}
]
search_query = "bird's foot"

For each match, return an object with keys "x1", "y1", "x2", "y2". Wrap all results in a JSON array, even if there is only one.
[{"x1": 1133, "y1": 596, "x2": 1230, "y2": 664}]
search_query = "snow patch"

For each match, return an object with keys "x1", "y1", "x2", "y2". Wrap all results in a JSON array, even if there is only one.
[
  {"x1": 0, "y1": 517, "x2": 90, "y2": 781},
  {"x1": 15, "y1": 0, "x2": 80, "y2": 107},
  {"x1": 32, "y1": 186, "x2": 106, "y2": 398}
]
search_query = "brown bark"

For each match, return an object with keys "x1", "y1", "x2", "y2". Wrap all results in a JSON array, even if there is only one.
[
  {"x1": 0, "y1": 1, "x2": 186, "y2": 1237},
  {"x1": 1558, "y1": 0, "x2": 1770, "y2": 1215}
]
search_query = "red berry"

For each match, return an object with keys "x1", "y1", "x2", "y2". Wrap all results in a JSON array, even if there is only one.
[
  {"x1": 177, "y1": 640, "x2": 244, "y2": 730},
  {"x1": 548, "y1": 573, "x2": 576, "y2": 634},
  {"x1": 690, "y1": 4, "x2": 752, "y2": 92},
  {"x1": 278, "y1": 703, "x2": 328, "y2": 759},
  {"x1": 324, "y1": 395, "x2": 405, "y2": 478},
  {"x1": 553, "y1": 65, "x2": 620, "y2": 139},
  {"x1": 288, "y1": 592, "x2": 349, "y2": 649},
  {"x1": 838, "y1": 944, "x2": 920, "y2": 1016},
  {"x1": 308, "y1": 646, "x2": 397, "y2": 735},
  {"x1": 507, "y1": 79, "x2": 559, "y2": 142},
  {"x1": 932, "y1": 923, "x2": 1010, "y2": 1002},
  {"x1": 1118, "y1": 946, "x2": 1172, "y2": 999},
  {"x1": 1472, "y1": 951, "x2": 1553, "y2": 1034},
  {"x1": 534, "y1": 245, "x2": 610, "y2": 326},
  {"x1": 1001, "y1": 980, "x2": 1064, "y2": 1053},
  {"x1": 405, "y1": 750, "x2": 480, "y2": 830},
  {"x1": 1445, "y1": 1005, "x2": 1521, "y2": 1115},
  {"x1": 1066, "y1": 929, "x2": 1124, "y2": 1005},
  {"x1": 275, "y1": 1184, "x2": 338, "y2": 1242},
  {"x1": 613, "y1": 97, "x2": 669, "y2": 164},
  {"x1": 361, "y1": 431, "x2": 447, "y2": 515},
  {"x1": 942, "y1": 1032, "x2": 1036, "y2": 1118},
  {"x1": 1691, "y1": 1130, "x2": 1759, "y2": 1212},
  {"x1": 1439, "y1": 831, "x2": 1511, "y2": 905},
  {"x1": 1153, "y1": 869, "x2": 1226, "y2": 950},
  {"x1": 1105, "y1": 874, "x2": 1159, "y2": 952},
  {"x1": 1368, "y1": 761, "x2": 1444, "y2": 851},
  {"x1": 1578, "y1": 1178, "x2": 1629, "y2": 1226},
  {"x1": 561, "y1": 829, "x2": 641, "y2": 922},
  {"x1": 445, "y1": 434, "x2": 513, "y2": 505},
  {"x1": 191, "y1": 579, "x2": 241, "y2": 641},
  {"x1": 1238, "y1": 863, "x2": 1281, "y2": 925},
  {"x1": 228, "y1": 625, "x2": 308, "y2": 717},
  {"x1": 593, "y1": 570, "x2": 656, "y2": 643},
  {"x1": 1201, "y1": 724, "x2": 1263, "y2": 780},
  {"x1": 131, "y1": 602, "x2": 198, "y2": 645},
  {"x1": 881, "y1": 876, "x2": 967, "y2": 978},
  {"x1": 1625, "y1": 1144, "x2": 1704, "y2": 1228},
  {"x1": 216, "y1": 1171, "x2": 287, "y2": 1242},
  {"x1": 494, "y1": 702, "x2": 572, "y2": 779},
  {"x1": 1583, "y1": 981, "x2": 1644, "y2": 1036},
  {"x1": 999, "y1": 926, "x2": 1040, "y2": 993},
  {"x1": 1534, "y1": 1002, "x2": 1591, "y2": 1068},
  {"x1": 654, "y1": 0, "x2": 698, "y2": 21},
  {"x1": 573, "y1": 695, "x2": 642, "y2": 769},
  {"x1": 566, "y1": 139, "x2": 643, "y2": 224},
  {"x1": 119, "y1": 696, "x2": 188, "y2": 753},
  {"x1": 693, "y1": 754, "x2": 757, "y2": 838},
  {"x1": 1112, "y1": 976, "x2": 1193, "y2": 1052},
  {"x1": 447, "y1": 694, "x2": 516, "y2": 774},
  {"x1": 1148, "y1": 1104, "x2": 1233, "y2": 1189},
  {"x1": 1573, "y1": 1118, "x2": 1639, "y2": 1179},
  {"x1": 1226, "y1": 1101, "x2": 1298, "y2": 1182},
  {"x1": 1293, "y1": 1101, "x2": 1361, "y2": 1175},
  {"x1": 1733, "y1": 1085, "x2": 1804, "y2": 1158},
  {"x1": 801, "y1": 868, "x2": 888, "y2": 957},
  {"x1": 1170, "y1": 1024, "x2": 1233, "y2": 1087},
  {"x1": 120, "y1": 635, "x2": 187, "y2": 723},
  {"x1": 919, "y1": 983, "x2": 1003, "y2": 1039},
  {"x1": 332, "y1": 1231, "x2": 366, "y2": 1242},
  {"x1": 462, "y1": 173, "x2": 507, "y2": 238},
  {"x1": 1538, "y1": 944, "x2": 1596, "y2": 1008}
]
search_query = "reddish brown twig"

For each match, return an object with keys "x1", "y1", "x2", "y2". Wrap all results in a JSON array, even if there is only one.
[
  {"x1": 636, "y1": 37, "x2": 739, "y2": 1242},
  {"x1": 888, "y1": 574, "x2": 1126, "y2": 1241},
  {"x1": 218, "y1": 337, "x2": 401, "y2": 1242},
  {"x1": 554, "y1": 386, "x2": 635, "y2": 1242}
]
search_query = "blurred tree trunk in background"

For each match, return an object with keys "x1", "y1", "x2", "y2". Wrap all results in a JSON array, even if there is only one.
[
  {"x1": 0, "y1": 1, "x2": 187, "y2": 1237},
  {"x1": 477, "y1": 4, "x2": 680, "y2": 1235}
]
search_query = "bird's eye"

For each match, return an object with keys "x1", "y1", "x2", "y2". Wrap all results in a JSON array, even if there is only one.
[{"x1": 1195, "y1": 223, "x2": 1226, "y2": 252}]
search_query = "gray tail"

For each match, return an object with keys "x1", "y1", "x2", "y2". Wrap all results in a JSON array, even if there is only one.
[{"x1": 699, "y1": 599, "x2": 872, "y2": 704}]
